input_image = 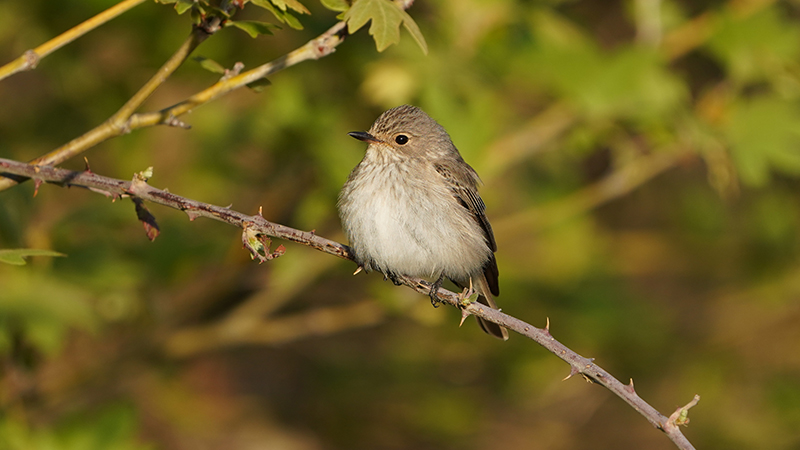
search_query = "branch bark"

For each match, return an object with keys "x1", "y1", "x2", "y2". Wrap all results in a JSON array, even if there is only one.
[
  {"x1": 0, "y1": 157, "x2": 699, "y2": 450},
  {"x1": 0, "y1": 0, "x2": 149, "y2": 81},
  {"x1": 0, "y1": 1, "x2": 419, "y2": 193}
]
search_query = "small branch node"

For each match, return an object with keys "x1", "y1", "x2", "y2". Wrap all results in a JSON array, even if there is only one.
[
  {"x1": 668, "y1": 394, "x2": 700, "y2": 428},
  {"x1": 164, "y1": 115, "x2": 191, "y2": 129},
  {"x1": 23, "y1": 50, "x2": 40, "y2": 70},
  {"x1": 626, "y1": 378, "x2": 636, "y2": 394},
  {"x1": 221, "y1": 61, "x2": 245, "y2": 81},
  {"x1": 242, "y1": 225, "x2": 285, "y2": 263}
]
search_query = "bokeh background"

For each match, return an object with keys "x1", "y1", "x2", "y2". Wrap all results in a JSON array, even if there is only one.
[{"x1": 2, "y1": 0, "x2": 800, "y2": 448}]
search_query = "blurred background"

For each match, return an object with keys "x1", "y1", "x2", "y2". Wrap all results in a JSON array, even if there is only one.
[{"x1": 2, "y1": 0, "x2": 800, "y2": 448}]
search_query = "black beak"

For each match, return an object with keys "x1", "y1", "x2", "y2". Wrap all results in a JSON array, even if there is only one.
[{"x1": 348, "y1": 131, "x2": 379, "y2": 143}]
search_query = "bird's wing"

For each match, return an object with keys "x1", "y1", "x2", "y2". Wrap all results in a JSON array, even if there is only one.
[{"x1": 434, "y1": 158, "x2": 500, "y2": 296}]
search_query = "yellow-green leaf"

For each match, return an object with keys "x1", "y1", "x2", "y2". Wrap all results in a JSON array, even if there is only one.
[
  {"x1": 230, "y1": 20, "x2": 278, "y2": 38},
  {"x1": 272, "y1": 0, "x2": 310, "y2": 14},
  {"x1": 400, "y1": 9, "x2": 427, "y2": 54},
  {"x1": 247, "y1": 78, "x2": 272, "y2": 92},
  {"x1": 193, "y1": 56, "x2": 226, "y2": 74},
  {"x1": 321, "y1": 0, "x2": 349, "y2": 12},
  {"x1": 0, "y1": 249, "x2": 66, "y2": 266},
  {"x1": 174, "y1": 0, "x2": 193, "y2": 14},
  {"x1": 345, "y1": 0, "x2": 426, "y2": 53}
]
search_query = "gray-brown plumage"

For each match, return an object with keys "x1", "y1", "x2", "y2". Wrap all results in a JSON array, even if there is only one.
[{"x1": 338, "y1": 105, "x2": 508, "y2": 340}]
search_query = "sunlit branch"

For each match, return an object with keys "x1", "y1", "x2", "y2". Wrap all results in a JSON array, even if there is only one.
[
  {"x1": 0, "y1": 157, "x2": 698, "y2": 450},
  {"x1": 0, "y1": 0, "x2": 149, "y2": 81}
]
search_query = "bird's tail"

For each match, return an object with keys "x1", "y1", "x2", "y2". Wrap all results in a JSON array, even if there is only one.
[{"x1": 473, "y1": 276, "x2": 509, "y2": 340}]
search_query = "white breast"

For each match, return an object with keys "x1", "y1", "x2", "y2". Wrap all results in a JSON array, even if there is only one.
[{"x1": 339, "y1": 158, "x2": 490, "y2": 280}]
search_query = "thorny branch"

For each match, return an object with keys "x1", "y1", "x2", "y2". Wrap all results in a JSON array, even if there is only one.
[{"x1": 0, "y1": 158, "x2": 699, "y2": 450}]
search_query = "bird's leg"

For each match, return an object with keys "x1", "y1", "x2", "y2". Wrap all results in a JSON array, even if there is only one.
[
  {"x1": 456, "y1": 277, "x2": 476, "y2": 307},
  {"x1": 428, "y1": 274, "x2": 445, "y2": 307},
  {"x1": 384, "y1": 271, "x2": 402, "y2": 286}
]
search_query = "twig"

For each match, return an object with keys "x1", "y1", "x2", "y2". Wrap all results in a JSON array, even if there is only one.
[
  {"x1": 0, "y1": 1, "x2": 416, "y2": 193},
  {"x1": 0, "y1": 157, "x2": 698, "y2": 450},
  {"x1": 0, "y1": 4, "x2": 238, "y2": 192},
  {"x1": 0, "y1": 0, "x2": 148, "y2": 81}
]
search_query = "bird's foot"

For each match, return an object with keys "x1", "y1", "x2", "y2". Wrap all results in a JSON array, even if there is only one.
[
  {"x1": 384, "y1": 272, "x2": 402, "y2": 286},
  {"x1": 428, "y1": 275, "x2": 445, "y2": 308}
]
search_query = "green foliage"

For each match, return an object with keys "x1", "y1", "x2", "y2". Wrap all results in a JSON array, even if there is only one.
[
  {"x1": 193, "y1": 56, "x2": 226, "y2": 74},
  {"x1": 723, "y1": 96, "x2": 800, "y2": 186},
  {"x1": 0, "y1": 270, "x2": 96, "y2": 355},
  {"x1": 0, "y1": 248, "x2": 65, "y2": 265},
  {"x1": 1, "y1": 405, "x2": 151, "y2": 450},
  {"x1": 345, "y1": 0, "x2": 428, "y2": 54},
  {"x1": 4, "y1": 0, "x2": 800, "y2": 449},
  {"x1": 228, "y1": 20, "x2": 278, "y2": 38},
  {"x1": 251, "y1": 0, "x2": 305, "y2": 29}
]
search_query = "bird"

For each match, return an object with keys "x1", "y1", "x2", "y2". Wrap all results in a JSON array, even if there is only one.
[{"x1": 338, "y1": 104, "x2": 508, "y2": 340}]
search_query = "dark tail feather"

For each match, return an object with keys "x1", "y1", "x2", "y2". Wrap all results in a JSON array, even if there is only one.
[{"x1": 475, "y1": 294, "x2": 509, "y2": 340}]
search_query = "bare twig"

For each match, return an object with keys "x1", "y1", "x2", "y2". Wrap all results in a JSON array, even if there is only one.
[
  {"x1": 0, "y1": 4, "x2": 238, "y2": 192},
  {"x1": 0, "y1": 1, "x2": 417, "y2": 193},
  {"x1": 0, "y1": 157, "x2": 698, "y2": 450},
  {"x1": 0, "y1": 0, "x2": 148, "y2": 81}
]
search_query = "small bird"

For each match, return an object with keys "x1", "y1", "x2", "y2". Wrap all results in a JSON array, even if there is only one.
[{"x1": 338, "y1": 105, "x2": 508, "y2": 340}]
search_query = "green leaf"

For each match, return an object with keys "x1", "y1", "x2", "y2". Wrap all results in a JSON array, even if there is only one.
[
  {"x1": 271, "y1": 0, "x2": 310, "y2": 14},
  {"x1": 345, "y1": 0, "x2": 426, "y2": 53},
  {"x1": 723, "y1": 97, "x2": 800, "y2": 186},
  {"x1": 193, "y1": 56, "x2": 226, "y2": 74},
  {"x1": 174, "y1": 0, "x2": 193, "y2": 14},
  {"x1": 0, "y1": 249, "x2": 66, "y2": 266},
  {"x1": 282, "y1": 11, "x2": 303, "y2": 29},
  {"x1": 247, "y1": 77, "x2": 272, "y2": 92},
  {"x1": 154, "y1": 0, "x2": 178, "y2": 4},
  {"x1": 229, "y1": 20, "x2": 278, "y2": 38},
  {"x1": 400, "y1": 9, "x2": 427, "y2": 54},
  {"x1": 707, "y1": 7, "x2": 800, "y2": 84},
  {"x1": 321, "y1": 0, "x2": 349, "y2": 12},
  {"x1": 251, "y1": 0, "x2": 303, "y2": 29}
]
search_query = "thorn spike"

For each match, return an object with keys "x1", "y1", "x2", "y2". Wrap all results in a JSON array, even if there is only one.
[{"x1": 459, "y1": 308, "x2": 470, "y2": 327}]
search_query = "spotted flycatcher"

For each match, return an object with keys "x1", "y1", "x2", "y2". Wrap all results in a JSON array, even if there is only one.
[{"x1": 338, "y1": 105, "x2": 508, "y2": 340}]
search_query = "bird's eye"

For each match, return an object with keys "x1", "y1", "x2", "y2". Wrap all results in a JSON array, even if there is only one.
[{"x1": 395, "y1": 135, "x2": 409, "y2": 145}]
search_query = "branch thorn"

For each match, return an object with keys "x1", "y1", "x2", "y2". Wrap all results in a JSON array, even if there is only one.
[
  {"x1": 83, "y1": 157, "x2": 92, "y2": 172},
  {"x1": 33, "y1": 178, "x2": 43, "y2": 197},
  {"x1": 184, "y1": 208, "x2": 200, "y2": 221},
  {"x1": 459, "y1": 308, "x2": 470, "y2": 327},
  {"x1": 562, "y1": 366, "x2": 580, "y2": 381},
  {"x1": 353, "y1": 266, "x2": 363, "y2": 275},
  {"x1": 626, "y1": 378, "x2": 636, "y2": 394}
]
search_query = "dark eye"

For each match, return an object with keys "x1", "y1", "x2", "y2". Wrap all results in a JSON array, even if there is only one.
[{"x1": 395, "y1": 135, "x2": 409, "y2": 145}]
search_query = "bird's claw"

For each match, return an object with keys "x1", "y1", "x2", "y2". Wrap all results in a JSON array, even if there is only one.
[{"x1": 428, "y1": 275, "x2": 445, "y2": 308}]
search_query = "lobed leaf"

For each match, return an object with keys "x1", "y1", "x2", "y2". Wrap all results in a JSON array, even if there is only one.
[{"x1": 345, "y1": 0, "x2": 427, "y2": 53}]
